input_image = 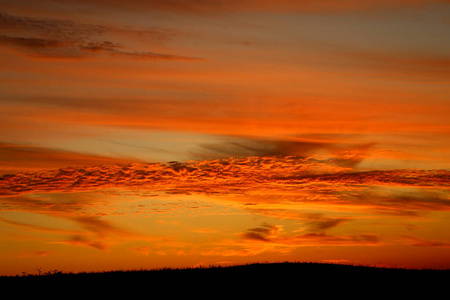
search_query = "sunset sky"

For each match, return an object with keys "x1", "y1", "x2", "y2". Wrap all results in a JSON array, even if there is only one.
[{"x1": 1, "y1": 0, "x2": 449, "y2": 276}]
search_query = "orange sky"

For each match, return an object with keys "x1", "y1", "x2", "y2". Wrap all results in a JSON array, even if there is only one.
[{"x1": 0, "y1": 0, "x2": 449, "y2": 276}]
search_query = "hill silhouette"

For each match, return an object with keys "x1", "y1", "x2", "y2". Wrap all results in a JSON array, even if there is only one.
[{"x1": 1, "y1": 262, "x2": 449, "y2": 289}]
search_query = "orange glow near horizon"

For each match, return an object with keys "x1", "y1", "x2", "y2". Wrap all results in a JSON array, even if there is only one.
[
  {"x1": 1, "y1": 1, "x2": 450, "y2": 276},
  {"x1": 1, "y1": 156, "x2": 449, "y2": 275}
]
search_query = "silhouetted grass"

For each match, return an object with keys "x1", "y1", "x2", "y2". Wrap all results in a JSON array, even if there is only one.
[
  {"x1": 0, "y1": 263, "x2": 450, "y2": 299},
  {"x1": 1, "y1": 261, "x2": 449, "y2": 289}
]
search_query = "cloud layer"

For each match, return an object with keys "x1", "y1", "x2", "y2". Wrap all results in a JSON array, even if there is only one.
[
  {"x1": 1, "y1": 155, "x2": 448, "y2": 215},
  {"x1": 9, "y1": 0, "x2": 448, "y2": 14}
]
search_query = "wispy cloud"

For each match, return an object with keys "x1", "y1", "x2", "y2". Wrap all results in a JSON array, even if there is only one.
[
  {"x1": 194, "y1": 137, "x2": 375, "y2": 168},
  {"x1": 404, "y1": 236, "x2": 450, "y2": 248},
  {"x1": 0, "y1": 142, "x2": 138, "y2": 174},
  {"x1": 0, "y1": 194, "x2": 144, "y2": 251},
  {"x1": 325, "y1": 48, "x2": 450, "y2": 81},
  {"x1": 202, "y1": 222, "x2": 380, "y2": 257},
  {"x1": 242, "y1": 223, "x2": 283, "y2": 241},
  {"x1": 0, "y1": 217, "x2": 78, "y2": 235},
  {"x1": 16, "y1": 250, "x2": 52, "y2": 258},
  {"x1": 0, "y1": 12, "x2": 106, "y2": 38},
  {"x1": 241, "y1": 223, "x2": 379, "y2": 246},
  {"x1": 302, "y1": 213, "x2": 349, "y2": 232},
  {"x1": 0, "y1": 12, "x2": 203, "y2": 60}
]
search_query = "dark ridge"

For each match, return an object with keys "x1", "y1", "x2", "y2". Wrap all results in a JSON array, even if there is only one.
[{"x1": 1, "y1": 262, "x2": 449, "y2": 288}]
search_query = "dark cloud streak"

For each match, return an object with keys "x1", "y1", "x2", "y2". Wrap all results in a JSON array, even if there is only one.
[
  {"x1": 0, "y1": 142, "x2": 138, "y2": 175},
  {"x1": 241, "y1": 223, "x2": 380, "y2": 247},
  {"x1": 195, "y1": 138, "x2": 375, "y2": 168},
  {"x1": 0, "y1": 12, "x2": 203, "y2": 61}
]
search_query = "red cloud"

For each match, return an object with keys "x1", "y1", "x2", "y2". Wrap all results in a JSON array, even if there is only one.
[
  {"x1": 1, "y1": 156, "x2": 448, "y2": 218},
  {"x1": 1, "y1": 156, "x2": 448, "y2": 196}
]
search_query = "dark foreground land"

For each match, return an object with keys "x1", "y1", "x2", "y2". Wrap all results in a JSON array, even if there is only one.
[{"x1": 1, "y1": 262, "x2": 449, "y2": 293}]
